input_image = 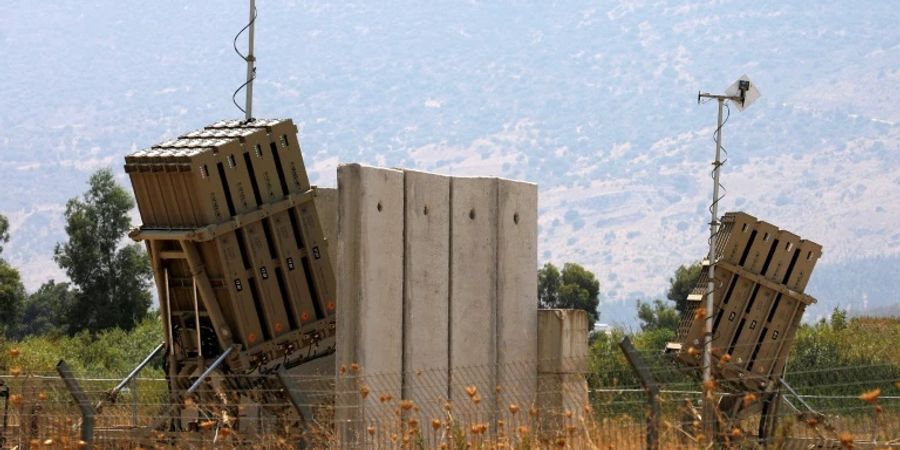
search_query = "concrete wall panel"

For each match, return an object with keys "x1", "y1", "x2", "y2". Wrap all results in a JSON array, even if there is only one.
[
  {"x1": 449, "y1": 177, "x2": 498, "y2": 421},
  {"x1": 335, "y1": 164, "x2": 404, "y2": 445},
  {"x1": 496, "y1": 180, "x2": 538, "y2": 417},
  {"x1": 536, "y1": 309, "x2": 589, "y2": 434},
  {"x1": 402, "y1": 170, "x2": 451, "y2": 438}
]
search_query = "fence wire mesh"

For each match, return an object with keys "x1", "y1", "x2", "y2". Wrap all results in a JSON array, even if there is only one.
[{"x1": 0, "y1": 350, "x2": 898, "y2": 449}]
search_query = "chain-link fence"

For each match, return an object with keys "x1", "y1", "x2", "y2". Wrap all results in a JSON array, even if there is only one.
[{"x1": 1, "y1": 352, "x2": 897, "y2": 449}]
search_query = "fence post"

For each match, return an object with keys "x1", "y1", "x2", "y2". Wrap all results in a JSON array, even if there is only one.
[
  {"x1": 0, "y1": 380, "x2": 8, "y2": 449},
  {"x1": 130, "y1": 377, "x2": 138, "y2": 428},
  {"x1": 56, "y1": 360, "x2": 94, "y2": 449},
  {"x1": 757, "y1": 388, "x2": 782, "y2": 444},
  {"x1": 619, "y1": 337, "x2": 660, "y2": 450}
]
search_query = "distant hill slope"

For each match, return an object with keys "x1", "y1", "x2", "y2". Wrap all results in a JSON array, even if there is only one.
[{"x1": 1, "y1": 1, "x2": 897, "y2": 325}]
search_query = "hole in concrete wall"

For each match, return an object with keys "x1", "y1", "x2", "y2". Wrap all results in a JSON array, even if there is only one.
[
  {"x1": 423, "y1": 205, "x2": 429, "y2": 216},
  {"x1": 469, "y1": 209, "x2": 476, "y2": 220},
  {"x1": 513, "y1": 213, "x2": 520, "y2": 224},
  {"x1": 377, "y1": 202, "x2": 383, "y2": 212}
]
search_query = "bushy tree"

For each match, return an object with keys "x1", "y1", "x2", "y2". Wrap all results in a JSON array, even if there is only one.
[
  {"x1": 13, "y1": 280, "x2": 73, "y2": 338},
  {"x1": 667, "y1": 262, "x2": 702, "y2": 317},
  {"x1": 0, "y1": 260, "x2": 26, "y2": 338},
  {"x1": 538, "y1": 262, "x2": 600, "y2": 329},
  {"x1": 636, "y1": 299, "x2": 680, "y2": 333},
  {"x1": 0, "y1": 213, "x2": 25, "y2": 337},
  {"x1": 54, "y1": 169, "x2": 152, "y2": 334},
  {"x1": 830, "y1": 306, "x2": 848, "y2": 331},
  {"x1": 537, "y1": 262, "x2": 561, "y2": 307}
]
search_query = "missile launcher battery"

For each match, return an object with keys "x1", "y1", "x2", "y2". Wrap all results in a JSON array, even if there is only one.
[
  {"x1": 125, "y1": 118, "x2": 336, "y2": 377},
  {"x1": 669, "y1": 211, "x2": 822, "y2": 392}
]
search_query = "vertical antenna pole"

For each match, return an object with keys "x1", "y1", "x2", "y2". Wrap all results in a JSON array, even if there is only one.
[
  {"x1": 702, "y1": 97, "x2": 725, "y2": 441},
  {"x1": 244, "y1": 0, "x2": 256, "y2": 121}
]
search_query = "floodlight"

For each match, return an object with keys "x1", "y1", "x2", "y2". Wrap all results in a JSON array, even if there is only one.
[{"x1": 724, "y1": 74, "x2": 761, "y2": 112}]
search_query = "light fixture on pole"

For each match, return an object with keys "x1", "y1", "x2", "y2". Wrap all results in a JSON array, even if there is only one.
[{"x1": 696, "y1": 74, "x2": 760, "y2": 441}]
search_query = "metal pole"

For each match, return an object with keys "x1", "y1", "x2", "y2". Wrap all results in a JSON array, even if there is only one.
[
  {"x1": 702, "y1": 97, "x2": 725, "y2": 441},
  {"x1": 194, "y1": 279, "x2": 203, "y2": 359},
  {"x1": 244, "y1": 0, "x2": 256, "y2": 121},
  {"x1": 107, "y1": 342, "x2": 165, "y2": 403},
  {"x1": 186, "y1": 346, "x2": 236, "y2": 395},
  {"x1": 57, "y1": 361, "x2": 94, "y2": 449},
  {"x1": 619, "y1": 337, "x2": 659, "y2": 450},
  {"x1": 276, "y1": 371, "x2": 314, "y2": 429},
  {"x1": 164, "y1": 268, "x2": 174, "y2": 356},
  {"x1": 0, "y1": 381, "x2": 8, "y2": 449}
]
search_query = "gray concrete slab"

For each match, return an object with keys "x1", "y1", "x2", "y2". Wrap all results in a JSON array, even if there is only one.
[
  {"x1": 402, "y1": 169, "x2": 451, "y2": 436},
  {"x1": 449, "y1": 177, "x2": 498, "y2": 422},
  {"x1": 536, "y1": 309, "x2": 589, "y2": 435},
  {"x1": 335, "y1": 164, "x2": 404, "y2": 445},
  {"x1": 496, "y1": 179, "x2": 539, "y2": 419}
]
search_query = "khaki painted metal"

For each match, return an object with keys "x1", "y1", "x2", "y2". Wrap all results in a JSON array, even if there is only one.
[
  {"x1": 125, "y1": 118, "x2": 335, "y2": 374},
  {"x1": 672, "y1": 211, "x2": 822, "y2": 392}
]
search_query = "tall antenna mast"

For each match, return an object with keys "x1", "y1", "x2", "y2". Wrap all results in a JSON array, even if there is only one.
[
  {"x1": 244, "y1": 0, "x2": 256, "y2": 121},
  {"x1": 233, "y1": 0, "x2": 257, "y2": 121},
  {"x1": 696, "y1": 74, "x2": 759, "y2": 442}
]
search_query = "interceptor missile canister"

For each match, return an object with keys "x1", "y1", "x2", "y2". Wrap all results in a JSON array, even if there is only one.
[
  {"x1": 668, "y1": 211, "x2": 822, "y2": 392},
  {"x1": 125, "y1": 119, "x2": 335, "y2": 375}
]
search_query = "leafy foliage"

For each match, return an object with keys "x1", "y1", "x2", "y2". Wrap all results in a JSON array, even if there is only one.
[
  {"x1": 54, "y1": 169, "x2": 152, "y2": 334},
  {"x1": 785, "y1": 314, "x2": 900, "y2": 396},
  {"x1": 0, "y1": 314, "x2": 164, "y2": 376},
  {"x1": 538, "y1": 262, "x2": 600, "y2": 329},
  {"x1": 537, "y1": 263, "x2": 561, "y2": 307},
  {"x1": 0, "y1": 259, "x2": 26, "y2": 337},
  {"x1": 636, "y1": 299, "x2": 680, "y2": 332},
  {"x1": 13, "y1": 280, "x2": 73, "y2": 339},
  {"x1": 667, "y1": 262, "x2": 702, "y2": 317}
]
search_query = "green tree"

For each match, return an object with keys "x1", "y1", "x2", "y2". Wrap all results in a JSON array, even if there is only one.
[
  {"x1": 0, "y1": 213, "x2": 25, "y2": 337},
  {"x1": 0, "y1": 260, "x2": 26, "y2": 337},
  {"x1": 537, "y1": 262, "x2": 560, "y2": 307},
  {"x1": 636, "y1": 299, "x2": 680, "y2": 333},
  {"x1": 667, "y1": 262, "x2": 702, "y2": 317},
  {"x1": 14, "y1": 280, "x2": 73, "y2": 338},
  {"x1": 54, "y1": 169, "x2": 152, "y2": 334},
  {"x1": 0, "y1": 213, "x2": 9, "y2": 255},
  {"x1": 830, "y1": 306, "x2": 848, "y2": 331},
  {"x1": 538, "y1": 262, "x2": 600, "y2": 329}
]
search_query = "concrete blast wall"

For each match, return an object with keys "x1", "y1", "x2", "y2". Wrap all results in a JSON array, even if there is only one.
[
  {"x1": 335, "y1": 164, "x2": 538, "y2": 444},
  {"x1": 537, "y1": 309, "x2": 590, "y2": 433}
]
